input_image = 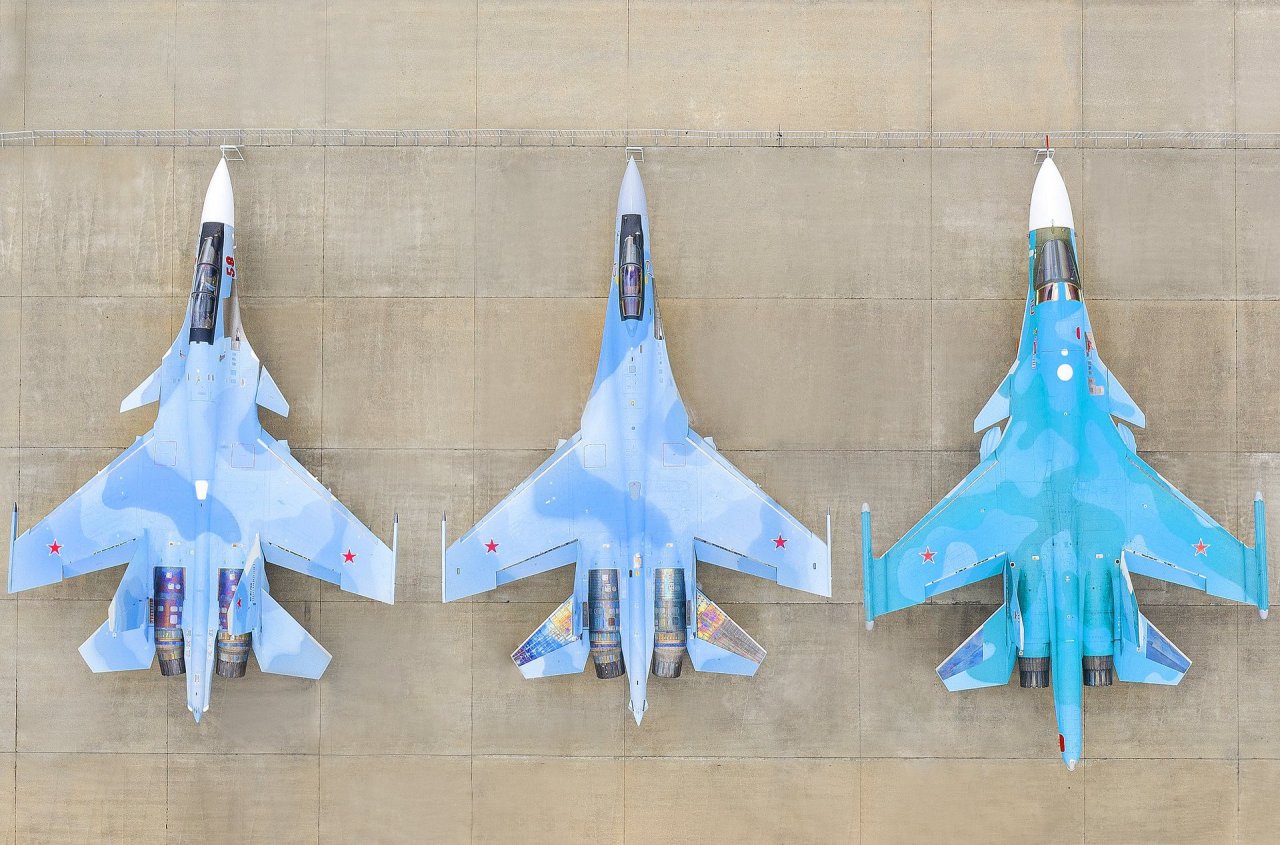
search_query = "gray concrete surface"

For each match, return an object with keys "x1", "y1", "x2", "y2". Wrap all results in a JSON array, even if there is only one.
[{"x1": 1, "y1": 1, "x2": 1278, "y2": 843}]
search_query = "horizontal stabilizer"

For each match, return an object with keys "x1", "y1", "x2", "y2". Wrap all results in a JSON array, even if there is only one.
[
  {"x1": 120, "y1": 366, "x2": 163, "y2": 412},
  {"x1": 80, "y1": 619, "x2": 154, "y2": 672},
  {"x1": 936, "y1": 603, "x2": 1017, "y2": 691},
  {"x1": 512, "y1": 596, "x2": 589, "y2": 678},
  {"x1": 232, "y1": 536, "x2": 330, "y2": 678},
  {"x1": 687, "y1": 590, "x2": 765, "y2": 676},
  {"x1": 246, "y1": 578, "x2": 331, "y2": 679},
  {"x1": 1115, "y1": 613, "x2": 1190, "y2": 685},
  {"x1": 256, "y1": 366, "x2": 290, "y2": 417},
  {"x1": 79, "y1": 543, "x2": 154, "y2": 672}
]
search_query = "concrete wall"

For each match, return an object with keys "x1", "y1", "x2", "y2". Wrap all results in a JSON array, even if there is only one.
[{"x1": 1, "y1": 1, "x2": 1278, "y2": 843}]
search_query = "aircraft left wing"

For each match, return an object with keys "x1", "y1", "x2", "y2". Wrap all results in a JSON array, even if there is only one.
[
  {"x1": 862, "y1": 456, "x2": 1039, "y2": 626},
  {"x1": 683, "y1": 431, "x2": 831, "y2": 597},
  {"x1": 9, "y1": 434, "x2": 179, "y2": 592},
  {"x1": 244, "y1": 435, "x2": 397, "y2": 604},
  {"x1": 1116, "y1": 453, "x2": 1268, "y2": 611},
  {"x1": 444, "y1": 434, "x2": 592, "y2": 602}
]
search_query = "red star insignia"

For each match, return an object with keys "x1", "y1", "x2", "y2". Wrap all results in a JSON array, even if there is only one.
[
  {"x1": 773, "y1": 535, "x2": 787, "y2": 549},
  {"x1": 1193, "y1": 539, "x2": 1209, "y2": 556},
  {"x1": 47, "y1": 540, "x2": 61, "y2": 556},
  {"x1": 920, "y1": 547, "x2": 936, "y2": 563},
  {"x1": 485, "y1": 540, "x2": 499, "y2": 553},
  {"x1": 236, "y1": 598, "x2": 242, "y2": 608},
  {"x1": 342, "y1": 549, "x2": 356, "y2": 564}
]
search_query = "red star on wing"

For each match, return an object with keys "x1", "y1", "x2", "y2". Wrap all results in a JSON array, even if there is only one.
[
  {"x1": 485, "y1": 539, "x2": 499, "y2": 553},
  {"x1": 47, "y1": 540, "x2": 61, "y2": 556},
  {"x1": 920, "y1": 547, "x2": 936, "y2": 563},
  {"x1": 342, "y1": 549, "x2": 356, "y2": 564},
  {"x1": 1193, "y1": 539, "x2": 1209, "y2": 556},
  {"x1": 236, "y1": 598, "x2": 242, "y2": 608},
  {"x1": 773, "y1": 535, "x2": 787, "y2": 549}
]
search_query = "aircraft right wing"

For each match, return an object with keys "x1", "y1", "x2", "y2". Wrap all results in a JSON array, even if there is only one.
[
  {"x1": 1115, "y1": 452, "x2": 1268, "y2": 610},
  {"x1": 681, "y1": 430, "x2": 831, "y2": 596},
  {"x1": 8, "y1": 433, "x2": 187, "y2": 592},
  {"x1": 862, "y1": 456, "x2": 1038, "y2": 625},
  {"x1": 444, "y1": 434, "x2": 595, "y2": 601},
  {"x1": 239, "y1": 434, "x2": 398, "y2": 604}
]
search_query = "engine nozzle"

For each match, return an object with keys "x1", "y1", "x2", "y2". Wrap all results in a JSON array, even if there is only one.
[
  {"x1": 153, "y1": 567, "x2": 186, "y2": 676},
  {"x1": 1082, "y1": 655, "x2": 1113, "y2": 687},
  {"x1": 1019, "y1": 655, "x2": 1050, "y2": 688},
  {"x1": 588, "y1": 569, "x2": 624, "y2": 679},
  {"x1": 651, "y1": 568, "x2": 688, "y2": 679}
]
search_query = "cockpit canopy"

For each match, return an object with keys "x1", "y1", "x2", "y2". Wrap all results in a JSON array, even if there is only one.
[
  {"x1": 617, "y1": 214, "x2": 644, "y2": 321},
  {"x1": 189, "y1": 222, "x2": 225, "y2": 343},
  {"x1": 1033, "y1": 226, "x2": 1081, "y2": 304}
]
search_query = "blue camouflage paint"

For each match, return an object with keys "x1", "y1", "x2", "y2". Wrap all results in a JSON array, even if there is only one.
[
  {"x1": 862, "y1": 155, "x2": 1268, "y2": 769},
  {"x1": 443, "y1": 159, "x2": 832, "y2": 723},
  {"x1": 7, "y1": 159, "x2": 398, "y2": 721}
]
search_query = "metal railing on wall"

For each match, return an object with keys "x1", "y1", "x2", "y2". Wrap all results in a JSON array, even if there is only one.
[{"x1": 1, "y1": 128, "x2": 1279, "y2": 149}]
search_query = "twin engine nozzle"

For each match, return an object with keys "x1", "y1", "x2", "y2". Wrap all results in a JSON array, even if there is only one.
[
  {"x1": 587, "y1": 568, "x2": 690, "y2": 680},
  {"x1": 1017, "y1": 655, "x2": 1115, "y2": 688},
  {"x1": 150, "y1": 566, "x2": 250, "y2": 679}
]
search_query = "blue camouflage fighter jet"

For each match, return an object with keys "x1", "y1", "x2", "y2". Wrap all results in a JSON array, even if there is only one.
[
  {"x1": 8, "y1": 158, "x2": 397, "y2": 721},
  {"x1": 861, "y1": 149, "x2": 1268, "y2": 770},
  {"x1": 443, "y1": 159, "x2": 831, "y2": 723}
]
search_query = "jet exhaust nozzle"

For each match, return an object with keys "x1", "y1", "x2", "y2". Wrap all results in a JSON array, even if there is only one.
[
  {"x1": 153, "y1": 566, "x2": 187, "y2": 676},
  {"x1": 1019, "y1": 655, "x2": 1050, "y2": 688},
  {"x1": 651, "y1": 568, "x2": 688, "y2": 679},
  {"x1": 214, "y1": 568, "x2": 251, "y2": 679},
  {"x1": 1082, "y1": 655, "x2": 1113, "y2": 687},
  {"x1": 588, "y1": 569, "x2": 625, "y2": 679}
]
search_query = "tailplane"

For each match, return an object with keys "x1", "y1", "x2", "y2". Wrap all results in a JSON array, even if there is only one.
[
  {"x1": 511, "y1": 596, "x2": 589, "y2": 678},
  {"x1": 228, "y1": 538, "x2": 331, "y2": 679},
  {"x1": 686, "y1": 590, "x2": 765, "y2": 676}
]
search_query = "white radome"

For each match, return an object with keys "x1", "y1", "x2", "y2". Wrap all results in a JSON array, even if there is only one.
[
  {"x1": 200, "y1": 157, "x2": 235, "y2": 226},
  {"x1": 1029, "y1": 157, "x2": 1074, "y2": 232}
]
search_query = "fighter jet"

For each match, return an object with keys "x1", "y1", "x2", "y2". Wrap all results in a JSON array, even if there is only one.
[
  {"x1": 8, "y1": 158, "x2": 397, "y2": 721},
  {"x1": 443, "y1": 159, "x2": 831, "y2": 723},
  {"x1": 861, "y1": 148, "x2": 1268, "y2": 770}
]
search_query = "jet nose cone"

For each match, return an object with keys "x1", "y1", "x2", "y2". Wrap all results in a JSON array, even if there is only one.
[
  {"x1": 191, "y1": 707, "x2": 202, "y2": 724},
  {"x1": 201, "y1": 157, "x2": 235, "y2": 226},
  {"x1": 1066, "y1": 758, "x2": 1078, "y2": 772},
  {"x1": 617, "y1": 157, "x2": 648, "y2": 217},
  {"x1": 1029, "y1": 156, "x2": 1073, "y2": 232}
]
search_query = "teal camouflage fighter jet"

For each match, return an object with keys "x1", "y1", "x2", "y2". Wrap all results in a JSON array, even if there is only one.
[
  {"x1": 861, "y1": 150, "x2": 1268, "y2": 770},
  {"x1": 443, "y1": 159, "x2": 831, "y2": 723},
  {"x1": 7, "y1": 159, "x2": 397, "y2": 721}
]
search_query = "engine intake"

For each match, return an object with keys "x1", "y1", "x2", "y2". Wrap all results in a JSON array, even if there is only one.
[
  {"x1": 215, "y1": 568, "x2": 251, "y2": 678},
  {"x1": 588, "y1": 570, "x2": 624, "y2": 679},
  {"x1": 1019, "y1": 655, "x2": 1050, "y2": 688},
  {"x1": 1083, "y1": 655, "x2": 1113, "y2": 687},
  {"x1": 153, "y1": 567, "x2": 186, "y2": 676},
  {"x1": 651, "y1": 568, "x2": 688, "y2": 678}
]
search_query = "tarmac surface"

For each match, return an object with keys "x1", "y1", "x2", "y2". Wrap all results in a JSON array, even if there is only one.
[{"x1": 1, "y1": 1, "x2": 1279, "y2": 843}]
